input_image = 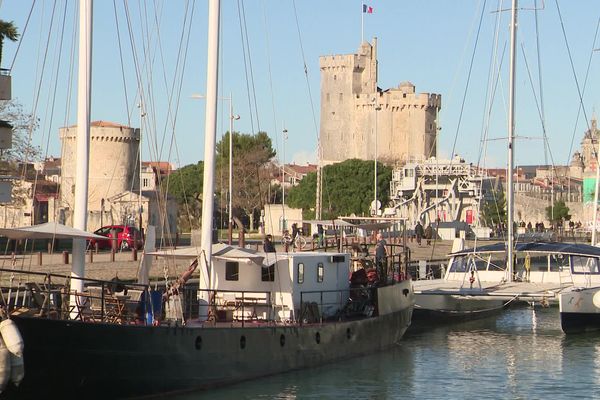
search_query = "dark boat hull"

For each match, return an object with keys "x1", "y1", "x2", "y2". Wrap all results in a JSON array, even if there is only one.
[
  {"x1": 560, "y1": 311, "x2": 600, "y2": 334},
  {"x1": 3, "y1": 282, "x2": 413, "y2": 398}
]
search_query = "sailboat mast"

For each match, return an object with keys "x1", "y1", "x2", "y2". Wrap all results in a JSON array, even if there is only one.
[
  {"x1": 507, "y1": 0, "x2": 518, "y2": 281},
  {"x1": 72, "y1": 0, "x2": 93, "y2": 294},
  {"x1": 200, "y1": 0, "x2": 220, "y2": 291}
]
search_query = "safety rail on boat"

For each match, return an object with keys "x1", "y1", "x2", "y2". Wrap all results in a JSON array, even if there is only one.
[
  {"x1": 299, "y1": 287, "x2": 378, "y2": 326},
  {"x1": 0, "y1": 268, "x2": 150, "y2": 325}
]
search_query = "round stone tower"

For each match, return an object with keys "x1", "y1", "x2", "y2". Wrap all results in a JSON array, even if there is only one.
[{"x1": 59, "y1": 121, "x2": 140, "y2": 218}]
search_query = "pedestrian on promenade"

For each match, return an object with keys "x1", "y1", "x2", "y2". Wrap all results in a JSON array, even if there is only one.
[{"x1": 415, "y1": 221, "x2": 424, "y2": 246}]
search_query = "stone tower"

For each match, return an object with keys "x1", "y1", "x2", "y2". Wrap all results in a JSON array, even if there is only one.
[
  {"x1": 59, "y1": 121, "x2": 140, "y2": 220},
  {"x1": 319, "y1": 38, "x2": 441, "y2": 165}
]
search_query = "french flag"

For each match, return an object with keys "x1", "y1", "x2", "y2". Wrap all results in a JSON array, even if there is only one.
[{"x1": 362, "y1": 4, "x2": 373, "y2": 13}]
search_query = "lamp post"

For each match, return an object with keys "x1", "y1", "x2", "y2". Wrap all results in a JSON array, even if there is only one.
[
  {"x1": 191, "y1": 93, "x2": 239, "y2": 244},
  {"x1": 282, "y1": 127, "x2": 288, "y2": 232}
]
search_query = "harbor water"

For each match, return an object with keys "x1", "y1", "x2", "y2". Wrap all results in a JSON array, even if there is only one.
[{"x1": 173, "y1": 306, "x2": 600, "y2": 399}]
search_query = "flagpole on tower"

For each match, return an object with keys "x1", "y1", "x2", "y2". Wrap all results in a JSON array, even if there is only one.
[{"x1": 361, "y1": 2, "x2": 364, "y2": 43}]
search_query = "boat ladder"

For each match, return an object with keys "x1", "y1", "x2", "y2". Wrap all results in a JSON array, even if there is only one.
[{"x1": 558, "y1": 266, "x2": 574, "y2": 288}]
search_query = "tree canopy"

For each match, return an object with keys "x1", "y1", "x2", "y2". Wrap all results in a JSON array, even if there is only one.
[
  {"x1": 0, "y1": 20, "x2": 19, "y2": 68},
  {"x1": 546, "y1": 200, "x2": 570, "y2": 225},
  {"x1": 215, "y1": 131, "x2": 275, "y2": 229},
  {"x1": 480, "y1": 189, "x2": 507, "y2": 227},
  {"x1": 286, "y1": 158, "x2": 392, "y2": 219},
  {"x1": 162, "y1": 161, "x2": 203, "y2": 230}
]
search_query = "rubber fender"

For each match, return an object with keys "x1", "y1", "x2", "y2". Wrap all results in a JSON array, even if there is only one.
[
  {"x1": 9, "y1": 353, "x2": 24, "y2": 386},
  {"x1": 0, "y1": 337, "x2": 11, "y2": 392},
  {"x1": 0, "y1": 319, "x2": 23, "y2": 357}
]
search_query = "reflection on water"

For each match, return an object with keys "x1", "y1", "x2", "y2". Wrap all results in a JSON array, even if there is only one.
[{"x1": 173, "y1": 307, "x2": 600, "y2": 399}]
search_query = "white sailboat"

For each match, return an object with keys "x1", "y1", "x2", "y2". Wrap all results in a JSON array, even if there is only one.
[
  {"x1": 0, "y1": 1, "x2": 414, "y2": 397},
  {"x1": 412, "y1": 0, "x2": 600, "y2": 322}
]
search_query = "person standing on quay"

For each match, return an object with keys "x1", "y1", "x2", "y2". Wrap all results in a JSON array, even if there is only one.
[
  {"x1": 375, "y1": 233, "x2": 387, "y2": 278},
  {"x1": 415, "y1": 221, "x2": 424, "y2": 246}
]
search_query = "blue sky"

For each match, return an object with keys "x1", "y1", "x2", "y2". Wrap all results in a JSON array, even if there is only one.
[{"x1": 1, "y1": 1, "x2": 600, "y2": 169}]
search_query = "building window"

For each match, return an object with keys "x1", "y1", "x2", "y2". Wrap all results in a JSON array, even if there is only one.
[
  {"x1": 261, "y1": 264, "x2": 275, "y2": 281},
  {"x1": 317, "y1": 263, "x2": 324, "y2": 283},
  {"x1": 142, "y1": 178, "x2": 149, "y2": 187},
  {"x1": 326, "y1": 93, "x2": 330, "y2": 103},
  {"x1": 297, "y1": 263, "x2": 304, "y2": 284},
  {"x1": 225, "y1": 262, "x2": 239, "y2": 281},
  {"x1": 334, "y1": 74, "x2": 337, "y2": 80}
]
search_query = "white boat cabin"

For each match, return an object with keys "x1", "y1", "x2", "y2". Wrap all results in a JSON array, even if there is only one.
[{"x1": 205, "y1": 251, "x2": 351, "y2": 322}]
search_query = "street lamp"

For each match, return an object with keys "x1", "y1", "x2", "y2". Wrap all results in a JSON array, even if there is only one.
[
  {"x1": 191, "y1": 92, "x2": 240, "y2": 244},
  {"x1": 282, "y1": 127, "x2": 288, "y2": 232}
]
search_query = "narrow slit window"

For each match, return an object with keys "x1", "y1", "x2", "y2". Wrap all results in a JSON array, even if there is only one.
[
  {"x1": 297, "y1": 263, "x2": 304, "y2": 284},
  {"x1": 317, "y1": 263, "x2": 324, "y2": 283}
]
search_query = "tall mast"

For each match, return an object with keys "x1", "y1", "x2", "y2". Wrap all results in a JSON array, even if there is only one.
[
  {"x1": 507, "y1": 0, "x2": 517, "y2": 281},
  {"x1": 200, "y1": 0, "x2": 220, "y2": 293},
  {"x1": 72, "y1": 0, "x2": 93, "y2": 294}
]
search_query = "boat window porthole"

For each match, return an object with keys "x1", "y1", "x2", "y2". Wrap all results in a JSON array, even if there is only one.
[
  {"x1": 240, "y1": 335, "x2": 246, "y2": 350},
  {"x1": 280, "y1": 334, "x2": 286, "y2": 347},
  {"x1": 346, "y1": 328, "x2": 352, "y2": 340},
  {"x1": 195, "y1": 336, "x2": 202, "y2": 350},
  {"x1": 315, "y1": 332, "x2": 321, "y2": 344}
]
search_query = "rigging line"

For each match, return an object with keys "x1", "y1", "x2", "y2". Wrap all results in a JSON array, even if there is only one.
[
  {"x1": 554, "y1": 0, "x2": 591, "y2": 135},
  {"x1": 235, "y1": 0, "x2": 254, "y2": 134},
  {"x1": 113, "y1": 0, "x2": 132, "y2": 127},
  {"x1": 35, "y1": 0, "x2": 68, "y2": 208},
  {"x1": 476, "y1": 0, "x2": 503, "y2": 169},
  {"x1": 565, "y1": 16, "x2": 600, "y2": 166},
  {"x1": 242, "y1": 0, "x2": 261, "y2": 133},
  {"x1": 155, "y1": 1, "x2": 196, "y2": 247},
  {"x1": 534, "y1": 0, "x2": 548, "y2": 165},
  {"x1": 8, "y1": 0, "x2": 36, "y2": 73},
  {"x1": 260, "y1": 0, "x2": 279, "y2": 156},
  {"x1": 451, "y1": 0, "x2": 488, "y2": 161},
  {"x1": 236, "y1": 0, "x2": 257, "y2": 134},
  {"x1": 291, "y1": 0, "x2": 319, "y2": 140},
  {"x1": 520, "y1": 44, "x2": 556, "y2": 168}
]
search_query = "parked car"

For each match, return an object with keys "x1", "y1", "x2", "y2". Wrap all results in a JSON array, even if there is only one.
[{"x1": 88, "y1": 225, "x2": 143, "y2": 250}]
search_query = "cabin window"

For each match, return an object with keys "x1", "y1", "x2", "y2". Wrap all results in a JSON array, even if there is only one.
[
  {"x1": 225, "y1": 262, "x2": 239, "y2": 281},
  {"x1": 317, "y1": 263, "x2": 324, "y2": 282},
  {"x1": 572, "y1": 256, "x2": 600, "y2": 274},
  {"x1": 261, "y1": 264, "x2": 275, "y2": 282},
  {"x1": 297, "y1": 263, "x2": 304, "y2": 284}
]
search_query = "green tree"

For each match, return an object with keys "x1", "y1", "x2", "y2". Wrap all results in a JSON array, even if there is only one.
[
  {"x1": 480, "y1": 189, "x2": 507, "y2": 227},
  {"x1": 287, "y1": 159, "x2": 392, "y2": 219},
  {"x1": 162, "y1": 162, "x2": 203, "y2": 231},
  {"x1": 215, "y1": 131, "x2": 275, "y2": 230},
  {"x1": 546, "y1": 200, "x2": 570, "y2": 226},
  {"x1": 0, "y1": 20, "x2": 19, "y2": 68}
]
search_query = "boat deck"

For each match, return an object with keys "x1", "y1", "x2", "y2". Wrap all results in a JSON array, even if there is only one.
[{"x1": 413, "y1": 279, "x2": 567, "y2": 302}]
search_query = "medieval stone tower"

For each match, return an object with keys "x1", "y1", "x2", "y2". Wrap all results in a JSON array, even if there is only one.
[
  {"x1": 319, "y1": 38, "x2": 441, "y2": 164},
  {"x1": 59, "y1": 121, "x2": 140, "y2": 223}
]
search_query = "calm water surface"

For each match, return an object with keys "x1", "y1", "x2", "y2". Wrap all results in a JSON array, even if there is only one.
[{"x1": 173, "y1": 307, "x2": 600, "y2": 399}]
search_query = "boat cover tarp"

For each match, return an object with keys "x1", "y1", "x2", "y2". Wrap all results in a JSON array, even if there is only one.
[
  {"x1": 147, "y1": 243, "x2": 265, "y2": 265},
  {"x1": 0, "y1": 222, "x2": 106, "y2": 240},
  {"x1": 451, "y1": 241, "x2": 600, "y2": 258}
]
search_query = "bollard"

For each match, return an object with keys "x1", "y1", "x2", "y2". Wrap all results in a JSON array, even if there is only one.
[
  {"x1": 95, "y1": 242, "x2": 99, "y2": 254},
  {"x1": 111, "y1": 249, "x2": 115, "y2": 262},
  {"x1": 89, "y1": 251, "x2": 93, "y2": 263},
  {"x1": 37, "y1": 252, "x2": 42, "y2": 266},
  {"x1": 47, "y1": 241, "x2": 52, "y2": 254},
  {"x1": 62, "y1": 251, "x2": 69, "y2": 264},
  {"x1": 132, "y1": 248, "x2": 138, "y2": 261}
]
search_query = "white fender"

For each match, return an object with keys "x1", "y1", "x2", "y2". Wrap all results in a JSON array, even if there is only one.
[
  {"x1": 0, "y1": 338, "x2": 11, "y2": 392},
  {"x1": 9, "y1": 353, "x2": 24, "y2": 386},
  {"x1": 0, "y1": 319, "x2": 23, "y2": 357}
]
